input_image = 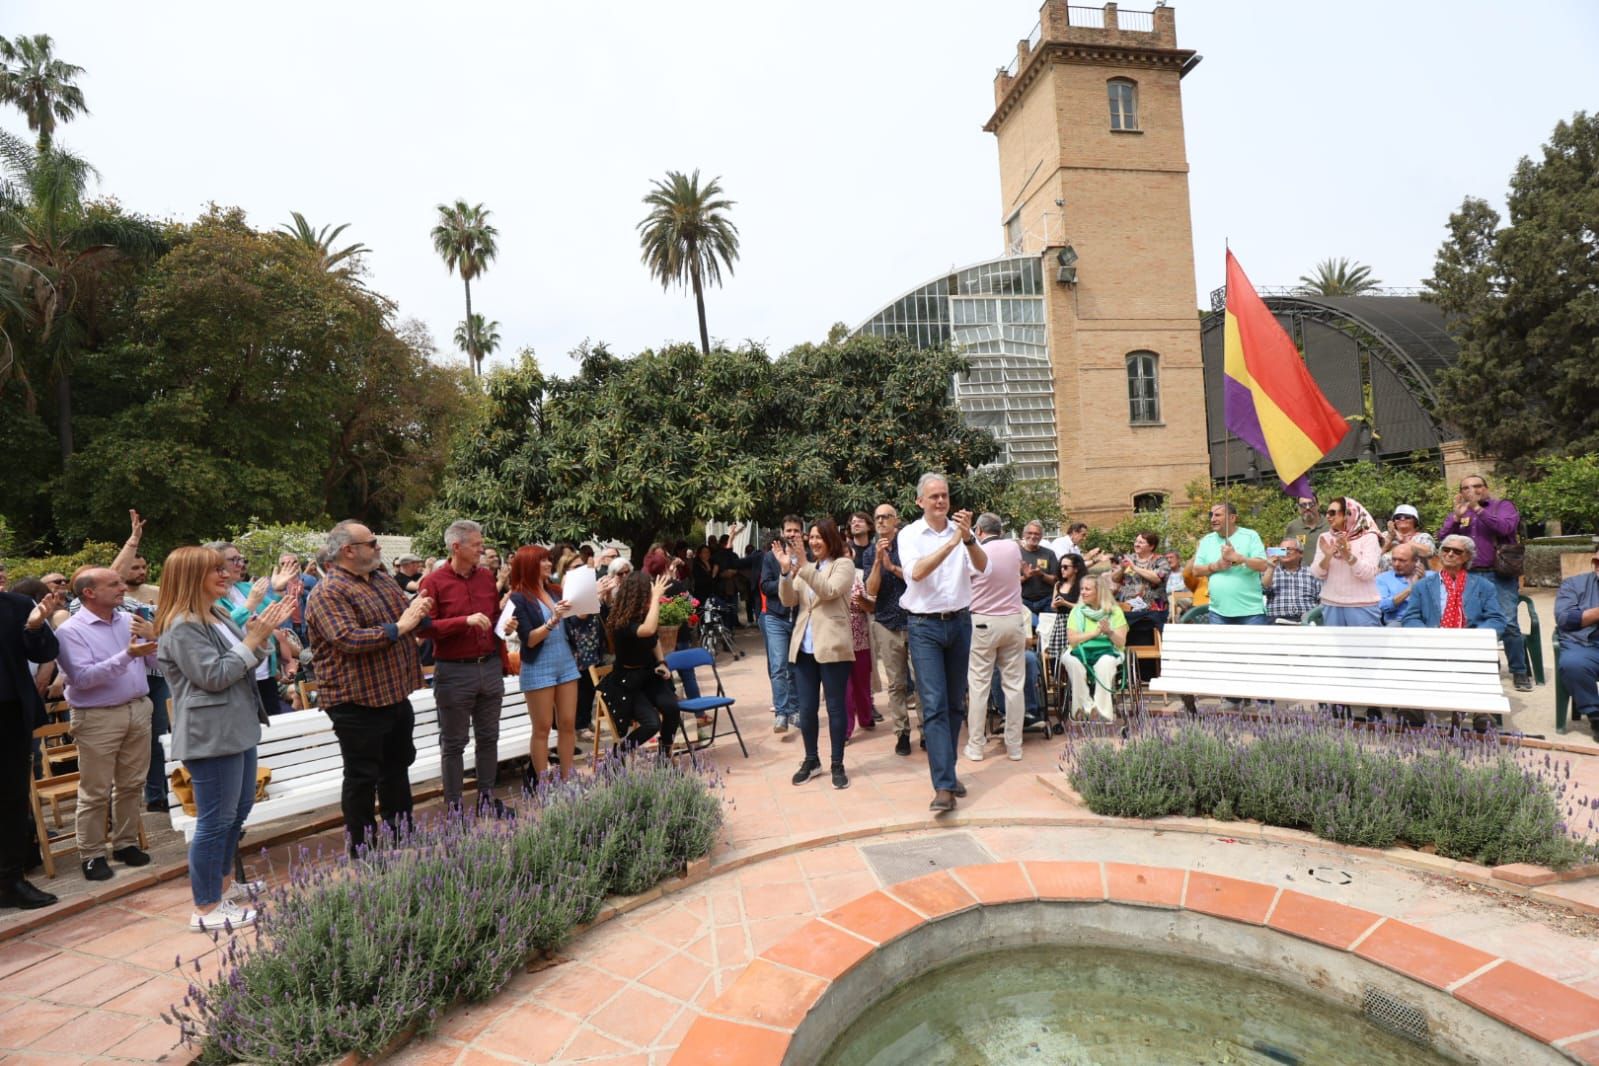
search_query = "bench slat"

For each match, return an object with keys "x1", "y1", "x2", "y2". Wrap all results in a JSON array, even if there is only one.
[
  {"x1": 1147, "y1": 677, "x2": 1511, "y2": 714},
  {"x1": 1154, "y1": 664, "x2": 1506, "y2": 694},
  {"x1": 1158, "y1": 649, "x2": 1500, "y2": 675}
]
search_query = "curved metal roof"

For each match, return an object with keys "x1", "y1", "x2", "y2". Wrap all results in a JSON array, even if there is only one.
[{"x1": 1260, "y1": 294, "x2": 1459, "y2": 388}]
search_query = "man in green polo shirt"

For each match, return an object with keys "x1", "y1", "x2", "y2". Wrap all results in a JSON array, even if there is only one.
[{"x1": 1191, "y1": 502, "x2": 1269, "y2": 625}]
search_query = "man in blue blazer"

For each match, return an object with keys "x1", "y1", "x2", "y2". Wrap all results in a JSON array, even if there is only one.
[{"x1": 1401, "y1": 534, "x2": 1506, "y2": 633}]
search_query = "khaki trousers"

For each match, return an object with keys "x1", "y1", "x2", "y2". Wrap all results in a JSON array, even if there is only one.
[
  {"x1": 869, "y1": 620, "x2": 919, "y2": 735},
  {"x1": 71, "y1": 696, "x2": 153, "y2": 857},
  {"x1": 967, "y1": 612, "x2": 1027, "y2": 752}
]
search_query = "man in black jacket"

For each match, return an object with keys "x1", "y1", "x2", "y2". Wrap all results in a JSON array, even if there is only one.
[
  {"x1": 760, "y1": 515, "x2": 805, "y2": 733},
  {"x1": 1, "y1": 588, "x2": 64, "y2": 909}
]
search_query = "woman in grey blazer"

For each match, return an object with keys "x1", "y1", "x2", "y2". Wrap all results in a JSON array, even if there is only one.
[
  {"x1": 156, "y1": 546, "x2": 293, "y2": 933},
  {"x1": 776, "y1": 517, "x2": 857, "y2": 791}
]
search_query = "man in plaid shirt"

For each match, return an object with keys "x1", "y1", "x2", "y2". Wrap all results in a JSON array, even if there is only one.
[
  {"x1": 1262, "y1": 538, "x2": 1322, "y2": 623},
  {"x1": 306, "y1": 521, "x2": 433, "y2": 852}
]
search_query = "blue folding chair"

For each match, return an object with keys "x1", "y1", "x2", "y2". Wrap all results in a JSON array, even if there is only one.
[{"x1": 664, "y1": 647, "x2": 748, "y2": 757}]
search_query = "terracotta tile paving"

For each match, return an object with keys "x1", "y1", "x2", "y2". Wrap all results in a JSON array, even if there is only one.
[
  {"x1": 5, "y1": 631, "x2": 1599, "y2": 1064},
  {"x1": 1453, "y1": 961, "x2": 1599, "y2": 1044}
]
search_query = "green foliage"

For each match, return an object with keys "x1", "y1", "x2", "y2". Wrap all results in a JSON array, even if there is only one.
[
  {"x1": 178, "y1": 760, "x2": 724, "y2": 1066},
  {"x1": 229, "y1": 521, "x2": 324, "y2": 577},
  {"x1": 423, "y1": 334, "x2": 1007, "y2": 557},
  {"x1": 1067, "y1": 719, "x2": 1593, "y2": 868},
  {"x1": 1295, "y1": 257, "x2": 1382, "y2": 296},
  {"x1": 0, "y1": 515, "x2": 14, "y2": 560},
  {"x1": 1427, "y1": 112, "x2": 1599, "y2": 469},
  {"x1": 32, "y1": 207, "x2": 473, "y2": 556},
  {"x1": 3, "y1": 540, "x2": 119, "y2": 581},
  {"x1": 1501, "y1": 454, "x2": 1599, "y2": 533}
]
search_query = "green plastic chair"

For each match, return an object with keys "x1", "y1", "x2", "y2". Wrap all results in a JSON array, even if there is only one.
[
  {"x1": 1300, "y1": 606, "x2": 1324, "y2": 626},
  {"x1": 1179, "y1": 604, "x2": 1210, "y2": 624},
  {"x1": 1517, "y1": 594, "x2": 1545, "y2": 685},
  {"x1": 1554, "y1": 630, "x2": 1570, "y2": 733}
]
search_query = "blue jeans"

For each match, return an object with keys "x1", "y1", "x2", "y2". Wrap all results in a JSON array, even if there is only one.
[
  {"x1": 761, "y1": 612, "x2": 797, "y2": 721},
  {"x1": 1208, "y1": 611, "x2": 1269, "y2": 625},
  {"x1": 792, "y1": 653, "x2": 851, "y2": 767},
  {"x1": 990, "y1": 650, "x2": 1043, "y2": 719},
  {"x1": 908, "y1": 612, "x2": 970, "y2": 793},
  {"x1": 145, "y1": 675, "x2": 171, "y2": 804},
  {"x1": 1322, "y1": 604, "x2": 1382, "y2": 627},
  {"x1": 1481, "y1": 570, "x2": 1528, "y2": 676},
  {"x1": 185, "y1": 747, "x2": 257, "y2": 908}
]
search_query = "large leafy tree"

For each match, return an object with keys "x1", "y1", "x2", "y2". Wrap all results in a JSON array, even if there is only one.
[
  {"x1": 421, "y1": 333, "x2": 1006, "y2": 556},
  {"x1": 0, "y1": 34, "x2": 87, "y2": 153},
  {"x1": 453, "y1": 312, "x2": 500, "y2": 370},
  {"x1": 1295, "y1": 257, "x2": 1381, "y2": 296},
  {"x1": 276, "y1": 211, "x2": 369, "y2": 278},
  {"x1": 1426, "y1": 111, "x2": 1599, "y2": 468},
  {"x1": 430, "y1": 200, "x2": 498, "y2": 376},
  {"x1": 637, "y1": 170, "x2": 740, "y2": 355},
  {"x1": 50, "y1": 207, "x2": 471, "y2": 553},
  {"x1": 0, "y1": 131, "x2": 165, "y2": 460}
]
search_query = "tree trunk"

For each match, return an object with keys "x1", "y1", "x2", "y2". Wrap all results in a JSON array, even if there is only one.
[
  {"x1": 464, "y1": 277, "x2": 476, "y2": 376},
  {"x1": 691, "y1": 263, "x2": 709, "y2": 355},
  {"x1": 54, "y1": 371, "x2": 74, "y2": 462}
]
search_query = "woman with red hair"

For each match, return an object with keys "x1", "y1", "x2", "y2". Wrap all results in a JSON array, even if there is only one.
[{"x1": 507, "y1": 546, "x2": 580, "y2": 782}]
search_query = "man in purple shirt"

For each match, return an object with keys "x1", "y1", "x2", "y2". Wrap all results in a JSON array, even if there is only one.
[
  {"x1": 963, "y1": 513, "x2": 1028, "y2": 763},
  {"x1": 1438, "y1": 473, "x2": 1530, "y2": 691},
  {"x1": 54, "y1": 567, "x2": 155, "y2": 880}
]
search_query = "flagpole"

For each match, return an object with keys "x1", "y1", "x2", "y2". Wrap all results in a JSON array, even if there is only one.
[{"x1": 1221, "y1": 240, "x2": 1231, "y2": 549}]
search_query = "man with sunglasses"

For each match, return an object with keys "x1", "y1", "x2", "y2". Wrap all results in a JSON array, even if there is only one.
[
  {"x1": 863, "y1": 504, "x2": 920, "y2": 756},
  {"x1": 1555, "y1": 551, "x2": 1599, "y2": 739},
  {"x1": 1285, "y1": 495, "x2": 1331, "y2": 572},
  {"x1": 1401, "y1": 534, "x2": 1507, "y2": 726},
  {"x1": 306, "y1": 521, "x2": 434, "y2": 853}
]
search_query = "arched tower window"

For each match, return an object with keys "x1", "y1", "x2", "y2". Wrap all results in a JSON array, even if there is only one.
[
  {"x1": 1126, "y1": 351, "x2": 1160, "y2": 424},
  {"x1": 1108, "y1": 78, "x2": 1139, "y2": 131},
  {"x1": 1132, "y1": 492, "x2": 1167, "y2": 513}
]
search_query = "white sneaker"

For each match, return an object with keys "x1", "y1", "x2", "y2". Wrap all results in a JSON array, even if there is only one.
[
  {"x1": 963, "y1": 739, "x2": 986, "y2": 762},
  {"x1": 189, "y1": 899, "x2": 257, "y2": 932},
  {"x1": 224, "y1": 879, "x2": 266, "y2": 903},
  {"x1": 1007, "y1": 746, "x2": 1024, "y2": 762}
]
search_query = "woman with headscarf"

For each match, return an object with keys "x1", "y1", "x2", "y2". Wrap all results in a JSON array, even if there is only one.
[{"x1": 1310, "y1": 496, "x2": 1382, "y2": 627}]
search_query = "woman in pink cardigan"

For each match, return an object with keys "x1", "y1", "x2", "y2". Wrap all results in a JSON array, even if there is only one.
[{"x1": 1310, "y1": 497, "x2": 1382, "y2": 626}]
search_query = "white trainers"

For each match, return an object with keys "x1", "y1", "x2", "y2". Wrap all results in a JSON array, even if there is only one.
[
  {"x1": 224, "y1": 879, "x2": 266, "y2": 903},
  {"x1": 1007, "y1": 746, "x2": 1024, "y2": 762},
  {"x1": 189, "y1": 899, "x2": 257, "y2": 932},
  {"x1": 962, "y1": 739, "x2": 986, "y2": 762}
]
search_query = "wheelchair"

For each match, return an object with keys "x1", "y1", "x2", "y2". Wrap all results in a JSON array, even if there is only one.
[{"x1": 1050, "y1": 644, "x2": 1145, "y2": 729}]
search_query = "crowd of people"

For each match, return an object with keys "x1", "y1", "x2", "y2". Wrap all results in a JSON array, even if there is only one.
[{"x1": 1, "y1": 471, "x2": 1595, "y2": 925}]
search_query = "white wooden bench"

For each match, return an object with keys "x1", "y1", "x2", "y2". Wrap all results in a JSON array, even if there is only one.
[
  {"x1": 161, "y1": 676, "x2": 535, "y2": 840},
  {"x1": 1147, "y1": 625, "x2": 1513, "y2": 719}
]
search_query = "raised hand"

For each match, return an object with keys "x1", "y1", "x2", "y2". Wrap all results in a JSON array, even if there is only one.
[
  {"x1": 650, "y1": 574, "x2": 671, "y2": 600},
  {"x1": 952, "y1": 509, "x2": 974, "y2": 541},
  {"x1": 128, "y1": 509, "x2": 145, "y2": 541},
  {"x1": 26, "y1": 590, "x2": 66, "y2": 629}
]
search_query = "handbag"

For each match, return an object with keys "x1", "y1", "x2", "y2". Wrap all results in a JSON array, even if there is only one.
[
  {"x1": 1493, "y1": 543, "x2": 1525, "y2": 579},
  {"x1": 169, "y1": 765, "x2": 272, "y2": 816}
]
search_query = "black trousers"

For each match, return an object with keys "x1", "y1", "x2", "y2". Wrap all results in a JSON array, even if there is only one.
[
  {"x1": 0, "y1": 707, "x2": 32, "y2": 882},
  {"x1": 618, "y1": 671, "x2": 682, "y2": 750},
  {"x1": 325, "y1": 700, "x2": 415, "y2": 853}
]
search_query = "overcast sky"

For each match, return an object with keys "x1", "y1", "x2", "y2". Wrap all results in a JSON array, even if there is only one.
[{"x1": 9, "y1": 1, "x2": 1596, "y2": 377}]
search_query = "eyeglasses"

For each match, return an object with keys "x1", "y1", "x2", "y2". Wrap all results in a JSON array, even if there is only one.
[
  {"x1": 213, "y1": 565, "x2": 232, "y2": 575},
  {"x1": 349, "y1": 539, "x2": 379, "y2": 549},
  {"x1": 46, "y1": 577, "x2": 68, "y2": 585},
  {"x1": 1440, "y1": 546, "x2": 1468, "y2": 556},
  {"x1": 873, "y1": 514, "x2": 895, "y2": 521},
  {"x1": 1324, "y1": 509, "x2": 1342, "y2": 517}
]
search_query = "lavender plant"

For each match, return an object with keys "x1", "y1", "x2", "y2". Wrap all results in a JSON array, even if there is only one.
[
  {"x1": 1065, "y1": 715, "x2": 1596, "y2": 869},
  {"x1": 169, "y1": 757, "x2": 724, "y2": 1065}
]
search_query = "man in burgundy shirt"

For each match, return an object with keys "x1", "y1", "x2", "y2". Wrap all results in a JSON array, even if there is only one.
[{"x1": 419, "y1": 520, "x2": 504, "y2": 812}]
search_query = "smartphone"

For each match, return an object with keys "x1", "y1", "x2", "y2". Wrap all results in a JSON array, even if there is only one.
[{"x1": 1267, "y1": 547, "x2": 1286, "y2": 558}]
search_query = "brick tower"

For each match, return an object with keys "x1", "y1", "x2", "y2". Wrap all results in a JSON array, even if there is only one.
[{"x1": 985, "y1": 1, "x2": 1210, "y2": 524}]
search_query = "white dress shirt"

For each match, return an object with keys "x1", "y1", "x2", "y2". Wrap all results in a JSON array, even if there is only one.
[{"x1": 898, "y1": 518, "x2": 975, "y2": 614}]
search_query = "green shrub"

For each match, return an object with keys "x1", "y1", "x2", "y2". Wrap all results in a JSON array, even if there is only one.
[
  {"x1": 1066, "y1": 717, "x2": 1594, "y2": 869},
  {"x1": 4, "y1": 540, "x2": 123, "y2": 582},
  {"x1": 173, "y1": 758, "x2": 724, "y2": 1066}
]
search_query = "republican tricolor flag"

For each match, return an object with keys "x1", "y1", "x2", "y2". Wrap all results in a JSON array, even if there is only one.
[{"x1": 1222, "y1": 251, "x2": 1349, "y2": 495}]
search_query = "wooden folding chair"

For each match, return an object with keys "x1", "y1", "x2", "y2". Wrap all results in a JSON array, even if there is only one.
[
  {"x1": 587, "y1": 665, "x2": 625, "y2": 768},
  {"x1": 34, "y1": 720, "x2": 78, "y2": 776}
]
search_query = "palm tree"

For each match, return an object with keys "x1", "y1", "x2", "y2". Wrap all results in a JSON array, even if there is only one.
[
  {"x1": 277, "y1": 211, "x2": 369, "y2": 277},
  {"x1": 0, "y1": 130, "x2": 164, "y2": 459},
  {"x1": 637, "y1": 169, "x2": 739, "y2": 354},
  {"x1": 453, "y1": 313, "x2": 500, "y2": 373},
  {"x1": 0, "y1": 35, "x2": 89, "y2": 153},
  {"x1": 1296, "y1": 257, "x2": 1382, "y2": 296},
  {"x1": 430, "y1": 201, "x2": 498, "y2": 376}
]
